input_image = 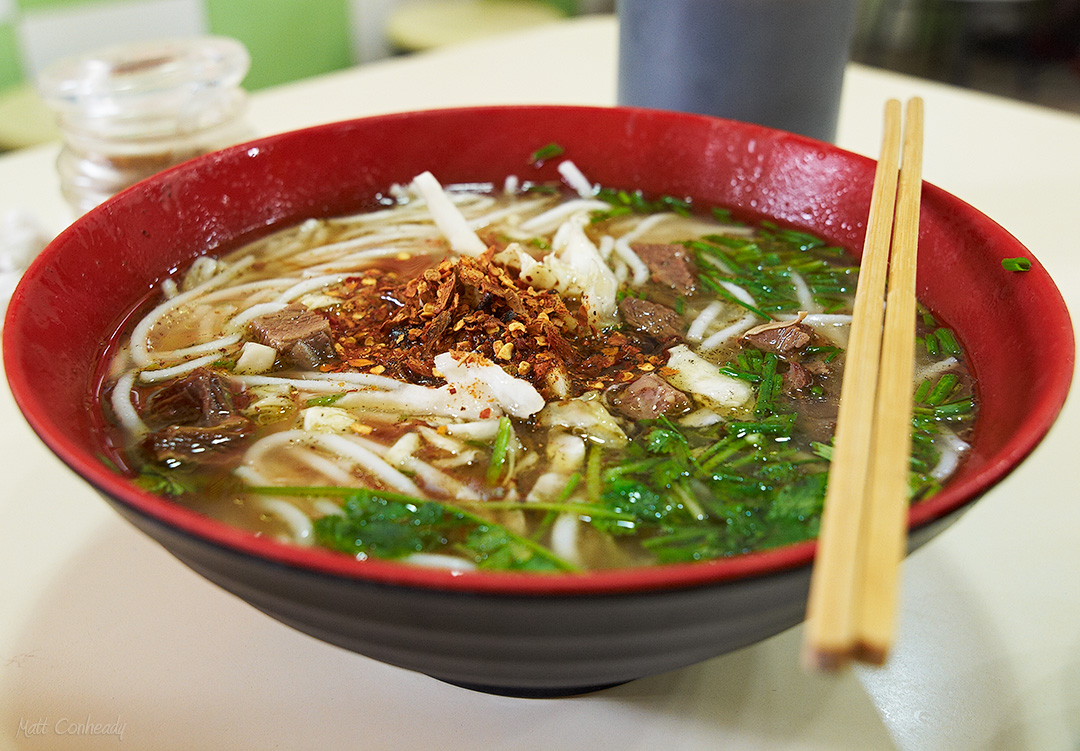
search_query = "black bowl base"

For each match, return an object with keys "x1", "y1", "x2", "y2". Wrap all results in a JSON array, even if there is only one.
[{"x1": 438, "y1": 677, "x2": 630, "y2": 698}]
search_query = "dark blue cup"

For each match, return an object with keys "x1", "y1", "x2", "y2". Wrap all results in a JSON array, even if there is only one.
[{"x1": 617, "y1": 0, "x2": 859, "y2": 142}]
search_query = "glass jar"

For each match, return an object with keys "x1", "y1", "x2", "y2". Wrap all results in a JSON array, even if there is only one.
[{"x1": 37, "y1": 37, "x2": 253, "y2": 214}]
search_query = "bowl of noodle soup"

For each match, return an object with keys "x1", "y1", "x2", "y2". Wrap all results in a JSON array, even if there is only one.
[{"x1": 4, "y1": 105, "x2": 1073, "y2": 696}]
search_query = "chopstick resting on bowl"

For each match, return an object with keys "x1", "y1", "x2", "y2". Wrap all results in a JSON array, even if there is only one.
[{"x1": 803, "y1": 97, "x2": 925, "y2": 671}]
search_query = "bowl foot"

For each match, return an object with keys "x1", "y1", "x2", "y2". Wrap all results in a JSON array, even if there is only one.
[{"x1": 437, "y1": 677, "x2": 631, "y2": 698}]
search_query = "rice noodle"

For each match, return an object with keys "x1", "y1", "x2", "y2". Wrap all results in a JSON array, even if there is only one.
[
  {"x1": 255, "y1": 497, "x2": 315, "y2": 544},
  {"x1": 350, "y1": 435, "x2": 480, "y2": 500},
  {"x1": 719, "y1": 280, "x2": 756, "y2": 306},
  {"x1": 302, "y1": 432, "x2": 424, "y2": 496},
  {"x1": 518, "y1": 199, "x2": 609, "y2": 234},
  {"x1": 401, "y1": 553, "x2": 477, "y2": 572},
  {"x1": 915, "y1": 356, "x2": 960, "y2": 384},
  {"x1": 930, "y1": 429, "x2": 970, "y2": 481},
  {"x1": 110, "y1": 370, "x2": 147, "y2": 438},
  {"x1": 410, "y1": 171, "x2": 487, "y2": 256},
  {"x1": 699, "y1": 310, "x2": 761, "y2": 352},
  {"x1": 274, "y1": 274, "x2": 352, "y2": 303},
  {"x1": 789, "y1": 270, "x2": 818, "y2": 312},
  {"x1": 128, "y1": 255, "x2": 256, "y2": 366},
  {"x1": 138, "y1": 352, "x2": 224, "y2": 383},
  {"x1": 143, "y1": 333, "x2": 243, "y2": 366},
  {"x1": 550, "y1": 513, "x2": 583, "y2": 565},
  {"x1": 612, "y1": 238, "x2": 650, "y2": 286},
  {"x1": 557, "y1": 160, "x2": 594, "y2": 198},
  {"x1": 229, "y1": 302, "x2": 290, "y2": 330},
  {"x1": 686, "y1": 300, "x2": 726, "y2": 343}
]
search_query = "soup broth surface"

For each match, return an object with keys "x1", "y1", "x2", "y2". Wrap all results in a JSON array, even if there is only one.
[{"x1": 99, "y1": 169, "x2": 977, "y2": 572}]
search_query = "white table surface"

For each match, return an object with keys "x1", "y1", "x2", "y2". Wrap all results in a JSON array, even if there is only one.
[{"x1": 1, "y1": 15, "x2": 1078, "y2": 751}]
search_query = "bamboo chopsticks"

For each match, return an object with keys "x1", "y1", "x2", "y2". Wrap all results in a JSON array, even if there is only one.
[{"x1": 803, "y1": 97, "x2": 924, "y2": 671}]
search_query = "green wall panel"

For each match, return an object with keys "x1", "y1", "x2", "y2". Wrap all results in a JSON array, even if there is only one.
[{"x1": 205, "y1": 0, "x2": 352, "y2": 90}]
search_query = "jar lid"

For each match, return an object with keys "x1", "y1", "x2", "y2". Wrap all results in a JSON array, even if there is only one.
[{"x1": 37, "y1": 36, "x2": 250, "y2": 123}]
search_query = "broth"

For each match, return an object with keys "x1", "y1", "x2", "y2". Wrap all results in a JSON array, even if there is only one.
[{"x1": 98, "y1": 169, "x2": 977, "y2": 572}]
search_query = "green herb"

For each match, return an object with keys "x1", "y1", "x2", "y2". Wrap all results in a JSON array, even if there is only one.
[
  {"x1": 804, "y1": 345, "x2": 843, "y2": 363},
  {"x1": 924, "y1": 373, "x2": 959, "y2": 406},
  {"x1": 309, "y1": 487, "x2": 579, "y2": 572},
  {"x1": 135, "y1": 466, "x2": 198, "y2": 497},
  {"x1": 530, "y1": 142, "x2": 565, "y2": 165},
  {"x1": 1001, "y1": 257, "x2": 1031, "y2": 272},
  {"x1": 934, "y1": 328, "x2": 961, "y2": 357},
  {"x1": 754, "y1": 352, "x2": 781, "y2": 416},
  {"x1": 556, "y1": 472, "x2": 583, "y2": 503},
  {"x1": 304, "y1": 393, "x2": 346, "y2": 407},
  {"x1": 585, "y1": 444, "x2": 603, "y2": 503},
  {"x1": 923, "y1": 333, "x2": 940, "y2": 357},
  {"x1": 486, "y1": 416, "x2": 514, "y2": 484},
  {"x1": 591, "y1": 187, "x2": 693, "y2": 222}
]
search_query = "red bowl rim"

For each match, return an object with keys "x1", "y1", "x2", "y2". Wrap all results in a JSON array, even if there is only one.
[{"x1": 4, "y1": 104, "x2": 1075, "y2": 597}]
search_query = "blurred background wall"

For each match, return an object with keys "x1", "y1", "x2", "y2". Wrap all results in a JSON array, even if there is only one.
[{"x1": 0, "y1": 0, "x2": 1077, "y2": 152}]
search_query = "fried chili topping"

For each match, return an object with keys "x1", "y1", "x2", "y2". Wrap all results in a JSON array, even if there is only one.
[{"x1": 319, "y1": 250, "x2": 669, "y2": 398}]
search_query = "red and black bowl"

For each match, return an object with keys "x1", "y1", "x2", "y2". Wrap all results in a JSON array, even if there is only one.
[{"x1": 3, "y1": 105, "x2": 1073, "y2": 696}]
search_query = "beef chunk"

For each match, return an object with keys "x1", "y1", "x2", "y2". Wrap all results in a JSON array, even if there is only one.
[
  {"x1": 742, "y1": 318, "x2": 813, "y2": 356},
  {"x1": 609, "y1": 373, "x2": 691, "y2": 421},
  {"x1": 141, "y1": 367, "x2": 244, "y2": 429},
  {"x1": 619, "y1": 298, "x2": 683, "y2": 340},
  {"x1": 143, "y1": 415, "x2": 255, "y2": 466},
  {"x1": 140, "y1": 369, "x2": 255, "y2": 466},
  {"x1": 784, "y1": 361, "x2": 815, "y2": 392},
  {"x1": 631, "y1": 243, "x2": 698, "y2": 295},
  {"x1": 249, "y1": 304, "x2": 337, "y2": 369}
]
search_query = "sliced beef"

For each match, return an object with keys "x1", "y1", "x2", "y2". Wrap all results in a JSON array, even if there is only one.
[
  {"x1": 140, "y1": 369, "x2": 256, "y2": 466},
  {"x1": 141, "y1": 367, "x2": 241, "y2": 428},
  {"x1": 609, "y1": 373, "x2": 691, "y2": 421},
  {"x1": 144, "y1": 415, "x2": 255, "y2": 466},
  {"x1": 249, "y1": 304, "x2": 337, "y2": 369},
  {"x1": 619, "y1": 298, "x2": 683, "y2": 340},
  {"x1": 742, "y1": 318, "x2": 813, "y2": 356},
  {"x1": 631, "y1": 243, "x2": 698, "y2": 295},
  {"x1": 784, "y1": 361, "x2": 814, "y2": 392}
]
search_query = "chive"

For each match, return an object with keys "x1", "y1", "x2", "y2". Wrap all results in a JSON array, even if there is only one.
[
  {"x1": 924, "y1": 333, "x2": 940, "y2": 357},
  {"x1": 530, "y1": 142, "x2": 564, "y2": 165},
  {"x1": 913, "y1": 378, "x2": 933, "y2": 404},
  {"x1": 804, "y1": 345, "x2": 842, "y2": 363},
  {"x1": 586, "y1": 444, "x2": 602, "y2": 503},
  {"x1": 719, "y1": 366, "x2": 761, "y2": 383},
  {"x1": 486, "y1": 416, "x2": 514, "y2": 484},
  {"x1": 711, "y1": 207, "x2": 734, "y2": 223},
  {"x1": 674, "y1": 296, "x2": 686, "y2": 315},
  {"x1": 755, "y1": 353, "x2": 779, "y2": 415},
  {"x1": 555, "y1": 472, "x2": 583, "y2": 503},
  {"x1": 716, "y1": 286, "x2": 772, "y2": 320},
  {"x1": 305, "y1": 393, "x2": 346, "y2": 407},
  {"x1": 926, "y1": 373, "x2": 959, "y2": 406},
  {"x1": 1001, "y1": 257, "x2": 1031, "y2": 272},
  {"x1": 660, "y1": 195, "x2": 692, "y2": 215},
  {"x1": 935, "y1": 328, "x2": 961, "y2": 356},
  {"x1": 931, "y1": 398, "x2": 974, "y2": 417},
  {"x1": 697, "y1": 436, "x2": 747, "y2": 473},
  {"x1": 604, "y1": 457, "x2": 664, "y2": 481},
  {"x1": 726, "y1": 413, "x2": 797, "y2": 437}
]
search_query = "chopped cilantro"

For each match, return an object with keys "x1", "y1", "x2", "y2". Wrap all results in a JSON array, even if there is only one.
[{"x1": 530, "y1": 142, "x2": 565, "y2": 165}]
